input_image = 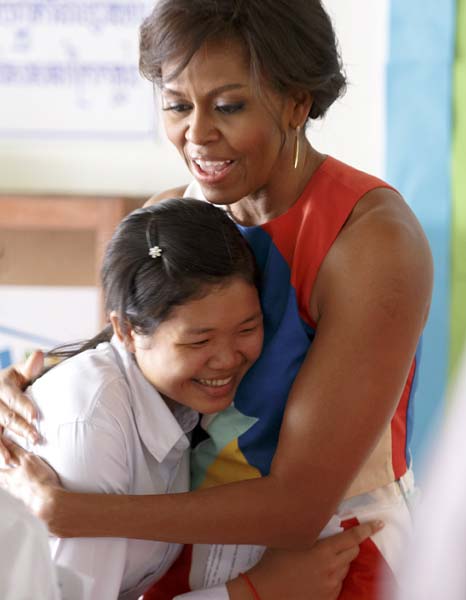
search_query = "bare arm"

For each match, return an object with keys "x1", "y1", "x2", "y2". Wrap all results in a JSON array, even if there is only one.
[
  {"x1": 6, "y1": 189, "x2": 432, "y2": 550},
  {"x1": 0, "y1": 445, "x2": 381, "y2": 600}
]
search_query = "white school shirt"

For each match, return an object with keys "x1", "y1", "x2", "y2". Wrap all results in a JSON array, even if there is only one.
[
  {"x1": 21, "y1": 336, "x2": 198, "y2": 600},
  {"x1": 0, "y1": 488, "x2": 60, "y2": 600}
]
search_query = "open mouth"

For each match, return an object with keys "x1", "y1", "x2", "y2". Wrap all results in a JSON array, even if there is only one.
[
  {"x1": 191, "y1": 158, "x2": 235, "y2": 182},
  {"x1": 195, "y1": 376, "x2": 234, "y2": 388}
]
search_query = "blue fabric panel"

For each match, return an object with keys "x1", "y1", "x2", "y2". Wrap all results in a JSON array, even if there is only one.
[
  {"x1": 405, "y1": 339, "x2": 423, "y2": 467},
  {"x1": 387, "y1": 0, "x2": 456, "y2": 465},
  {"x1": 235, "y1": 225, "x2": 314, "y2": 475}
]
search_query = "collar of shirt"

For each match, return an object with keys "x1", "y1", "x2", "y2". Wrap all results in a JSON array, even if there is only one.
[
  {"x1": 184, "y1": 180, "x2": 205, "y2": 200},
  {"x1": 110, "y1": 336, "x2": 198, "y2": 464}
]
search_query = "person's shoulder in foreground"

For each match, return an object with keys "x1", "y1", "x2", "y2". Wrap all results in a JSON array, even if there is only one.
[{"x1": 0, "y1": 487, "x2": 60, "y2": 600}]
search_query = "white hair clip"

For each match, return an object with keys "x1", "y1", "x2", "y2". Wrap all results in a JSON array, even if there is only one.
[{"x1": 148, "y1": 245, "x2": 163, "y2": 259}]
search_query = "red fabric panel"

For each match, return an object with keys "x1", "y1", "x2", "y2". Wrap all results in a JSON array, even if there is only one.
[
  {"x1": 261, "y1": 156, "x2": 393, "y2": 327},
  {"x1": 391, "y1": 358, "x2": 416, "y2": 480},
  {"x1": 339, "y1": 518, "x2": 397, "y2": 600},
  {"x1": 143, "y1": 544, "x2": 193, "y2": 600}
]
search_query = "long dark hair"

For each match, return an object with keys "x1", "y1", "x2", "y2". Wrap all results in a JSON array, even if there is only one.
[
  {"x1": 48, "y1": 198, "x2": 259, "y2": 362},
  {"x1": 139, "y1": 0, "x2": 346, "y2": 121}
]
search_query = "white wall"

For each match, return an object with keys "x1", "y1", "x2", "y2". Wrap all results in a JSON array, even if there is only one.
[
  {"x1": 0, "y1": 1, "x2": 392, "y2": 364},
  {"x1": 0, "y1": 287, "x2": 99, "y2": 365},
  {"x1": 312, "y1": 0, "x2": 389, "y2": 178},
  {"x1": 0, "y1": 0, "x2": 389, "y2": 196}
]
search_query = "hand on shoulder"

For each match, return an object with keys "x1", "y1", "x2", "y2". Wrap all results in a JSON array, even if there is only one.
[{"x1": 0, "y1": 351, "x2": 43, "y2": 464}]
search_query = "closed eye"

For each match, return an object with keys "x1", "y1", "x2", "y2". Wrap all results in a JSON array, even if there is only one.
[
  {"x1": 216, "y1": 102, "x2": 245, "y2": 115},
  {"x1": 162, "y1": 103, "x2": 192, "y2": 113},
  {"x1": 239, "y1": 325, "x2": 259, "y2": 335},
  {"x1": 185, "y1": 339, "x2": 209, "y2": 348}
]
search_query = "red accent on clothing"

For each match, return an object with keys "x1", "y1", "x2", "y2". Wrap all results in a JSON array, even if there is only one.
[
  {"x1": 143, "y1": 544, "x2": 193, "y2": 599},
  {"x1": 261, "y1": 156, "x2": 394, "y2": 328},
  {"x1": 263, "y1": 156, "x2": 413, "y2": 482},
  {"x1": 391, "y1": 358, "x2": 416, "y2": 479},
  {"x1": 339, "y1": 518, "x2": 397, "y2": 600}
]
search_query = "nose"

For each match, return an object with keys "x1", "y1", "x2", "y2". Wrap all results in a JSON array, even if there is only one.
[
  {"x1": 207, "y1": 343, "x2": 243, "y2": 371},
  {"x1": 185, "y1": 107, "x2": 219, "y2": 145}
]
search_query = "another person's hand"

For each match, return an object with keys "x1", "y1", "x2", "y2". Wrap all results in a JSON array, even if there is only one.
[
  {"x1": 0, "y1": 351, "x2": 43, "y2": 464},
  {"x1": 227, "y1": 521, "x2": 384, "y2": 600},
  {"x1": 0, "y1": 438, "x2": 59, "y2": 519}
]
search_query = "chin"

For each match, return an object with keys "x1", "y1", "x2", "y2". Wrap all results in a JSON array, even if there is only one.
[
  {"x1": 201, "y1": 398, "x2": 234, "y2": 414},
  {"x1": 199, "y1": 184, "x2": 241, "y2": 206}
]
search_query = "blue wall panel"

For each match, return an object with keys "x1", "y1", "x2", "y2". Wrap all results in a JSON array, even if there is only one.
[{"x1": 387, "y1": 0, "x2": 456, "y2": 467}]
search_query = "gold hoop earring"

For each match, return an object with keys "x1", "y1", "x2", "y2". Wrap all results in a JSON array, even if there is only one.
[{"x1": 293, "y1": 125, "x2": 301, "y2": 169}]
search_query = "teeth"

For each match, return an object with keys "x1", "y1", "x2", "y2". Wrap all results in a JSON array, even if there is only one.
[
  {"x1": 194, "y1": 159, "x2": 232, "y2": 174},
  {"x1": 197, "y1": 376, "x2": 233, "y2": 387}
]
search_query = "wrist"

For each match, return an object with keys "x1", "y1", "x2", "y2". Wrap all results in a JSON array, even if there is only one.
[
  {"x1": 36, "y1": 484, "x2": 66, "y2": 535},
  {"x1": 239, "y1": 573, "x2": 261, "y2": 600},
  {"x1": 227, "y1": 573, "x2": 262, "y2": 600}
]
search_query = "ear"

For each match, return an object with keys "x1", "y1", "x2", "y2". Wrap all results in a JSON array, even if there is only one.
[
  {"x1": 288, "y1": 89, "x2": 313, "y2": 129},
  {"x1": 109, "y1": 311, "x2": 136, "y2": 353}
]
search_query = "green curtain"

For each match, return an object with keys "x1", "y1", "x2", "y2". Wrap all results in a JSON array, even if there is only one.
[{"x1": 451, "y1": 0, "x2": 466, "y2": 378}]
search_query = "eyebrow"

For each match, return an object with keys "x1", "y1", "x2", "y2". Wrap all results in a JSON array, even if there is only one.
[
  {"x1": 161, "y1": 83, "x2": 247, "y2": 98},
  {"x1": 183, "y1": 312, "x2": 262, "y2": 335}
]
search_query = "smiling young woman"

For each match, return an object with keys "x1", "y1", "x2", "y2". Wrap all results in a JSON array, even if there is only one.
[
  {"x1": 0, "y1": 2, "x2": 433, "y2": 599},
  {"x1": 116, "y1": 278, "x2": 263, "y2": 415}
]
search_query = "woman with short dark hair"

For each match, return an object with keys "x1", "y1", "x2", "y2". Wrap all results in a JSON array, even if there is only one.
[{"x1": 0, "y1": 2, "x2": 432, "y2": 598}]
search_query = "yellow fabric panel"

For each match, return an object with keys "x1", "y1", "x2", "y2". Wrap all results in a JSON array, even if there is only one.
[{"x1": 198, "y1": 438, "x2": 261, "y2": 490}]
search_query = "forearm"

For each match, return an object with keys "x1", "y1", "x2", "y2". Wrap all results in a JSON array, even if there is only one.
[{"x1": 45, "y1": 474, "x2": 337, "y2": 549}]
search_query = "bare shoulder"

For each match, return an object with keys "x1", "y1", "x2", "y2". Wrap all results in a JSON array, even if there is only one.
[
  {"x1": 348, "y1": 186, "x2": 423, "y2": 230},
  {"x1": 312, "y1": 187, "x2": 433, "y2": 324},
  {"x1": 343, "y1": 187, "x2": 431, "y2": 258},
  {"x1": 143, "y1": 185, "x2": 189, "y2": 207},
  {"x1": 350, "y1": 187, "x2": 431, "y2": 270}
]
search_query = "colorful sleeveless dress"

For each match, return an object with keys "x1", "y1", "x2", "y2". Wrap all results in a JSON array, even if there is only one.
[{"x1": 145, "y1": 156, "x2": 420, "y2": 600}]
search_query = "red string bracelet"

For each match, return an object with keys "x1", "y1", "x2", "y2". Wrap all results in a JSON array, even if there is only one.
[{"x1": 239, "y1": 572, "x2": 262, "y2": 600}]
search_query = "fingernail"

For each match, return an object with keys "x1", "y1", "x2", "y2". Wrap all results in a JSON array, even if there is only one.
[
  {"x1": 8, "y1": 459, "x2": 19, "y2": 468},
  {"x1": 374, "y1": 520, "x2": 385, "y2": 530}
]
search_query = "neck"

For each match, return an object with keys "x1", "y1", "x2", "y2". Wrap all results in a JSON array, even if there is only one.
[{"x1": 228, "y1": 143, "x2": 325, "y2": 226}]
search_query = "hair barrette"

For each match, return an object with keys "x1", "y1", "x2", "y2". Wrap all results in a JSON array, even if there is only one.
[{"x1": 148, "y1": 245, "x2": 163, "y2": 259}]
